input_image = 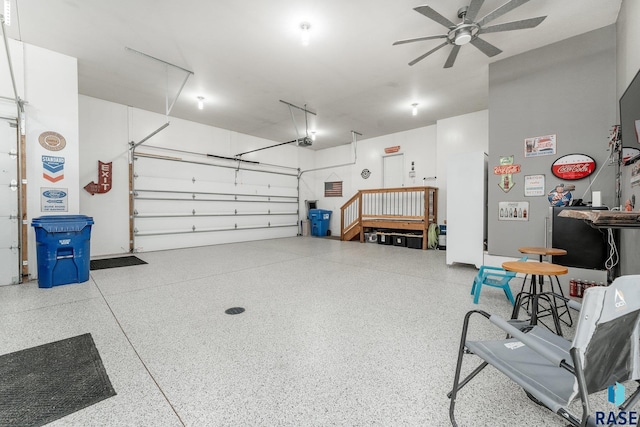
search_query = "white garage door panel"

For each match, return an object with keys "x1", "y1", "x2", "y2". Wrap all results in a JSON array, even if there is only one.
[{"x1": 0, "y1": 119, "x2": 19, "y2": 286}]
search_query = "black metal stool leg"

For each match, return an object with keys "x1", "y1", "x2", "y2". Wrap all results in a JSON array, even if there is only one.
[
  {"x1": 517, "y1": 274, "x2": 530, "y2": 312},
  {"x1": 552, "y1": 275, "x2": 573, "y2": 327}
]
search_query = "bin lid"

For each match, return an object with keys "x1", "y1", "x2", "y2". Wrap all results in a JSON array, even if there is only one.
[
  {"x1": 31, "y1": 215, "x2": 94, "y2": 232},
  {"x1": 309, "y1": 209, "x2": 332, "y2": 214}
]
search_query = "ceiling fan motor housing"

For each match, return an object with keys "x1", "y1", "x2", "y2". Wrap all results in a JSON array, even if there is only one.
[{"x1": 449, "y1": 23, "x2": 479, "y2": 45}]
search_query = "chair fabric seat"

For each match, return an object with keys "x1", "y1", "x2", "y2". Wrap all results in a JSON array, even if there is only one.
[
  {"x1": 466, "y1": 325, "x2": 576, "y2": 413},
  {"x1": 451, "y1": 275, "x2": 640, "y2": 426}
]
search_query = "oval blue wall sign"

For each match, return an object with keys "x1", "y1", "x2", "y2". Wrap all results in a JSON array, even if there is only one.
[{"x1": 43, "y1": 190, "x2": 67, "y2": 198}]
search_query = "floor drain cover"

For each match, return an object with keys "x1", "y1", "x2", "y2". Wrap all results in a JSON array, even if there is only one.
[{"x1": 225, "y1": 307, "x2": 245, "y2": 315}]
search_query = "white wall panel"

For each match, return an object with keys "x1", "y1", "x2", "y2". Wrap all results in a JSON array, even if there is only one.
[
  {"x1": 436, "y1": 110, "x2": 489, "y2": 225},
  {"x1": 24, "y1": 44, "x2": 79, "y2": 277}
]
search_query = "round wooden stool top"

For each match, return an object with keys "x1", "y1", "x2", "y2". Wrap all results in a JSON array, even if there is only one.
[
  {"x1": 518, "y1": 247, "x2": 567, "y2": 257},
  {"x1": 502, "y1": 261, "x2": 568, "y2": 276}
]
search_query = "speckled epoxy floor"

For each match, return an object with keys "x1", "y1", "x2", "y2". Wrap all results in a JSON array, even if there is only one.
[{"x1": 0, "y1": 237, "x2": 618, "y2": 426}]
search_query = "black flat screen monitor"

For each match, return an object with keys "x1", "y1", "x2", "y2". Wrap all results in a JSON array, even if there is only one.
[{"x1": 620, "y1": 67, "x2": 640, "y2": 149}]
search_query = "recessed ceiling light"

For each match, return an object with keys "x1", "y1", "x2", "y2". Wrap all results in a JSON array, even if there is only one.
[
  {"x1": 197, "y1": 96, "x2": 205, "y2": 110},
  {"x1": 412, "y1": 103, "x2": 419, "y2": 116},
  {"x1": 300, "y1": 22, "x2": 311, "y2": 46}
]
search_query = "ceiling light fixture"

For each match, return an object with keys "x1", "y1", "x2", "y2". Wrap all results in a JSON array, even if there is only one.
[
  {"x1": 454, "y1": 28, "x2": 472, "y2": 46},
  {"x1": 197, "y1": 96, "x2": 204, "y2": 110},
  {"x1": 311, "y1": 131, "x2": 316, "y2": 141},
  {"x1": 3, "y1": 0, "x2": 10, "y2": 26},
  {"x1": 300, "y1": 22, "x2": 311, "y2": 46},
  {"x1": 412, "y1": 103, "x2": 419, "y2": 116}
]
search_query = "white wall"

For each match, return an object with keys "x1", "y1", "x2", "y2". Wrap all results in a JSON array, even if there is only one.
[
  {"x1": 20, "y1": 43, "x2": 79, "y2": 277},
  {"x1": 78, "y1": 96, "x2": 130, "y2": 256},
  {"x1": 304, "y1": 125, "x2": 438, "y2": 234},
  {"x1": 79, "y1": 95, "x2": 312, "y2": 256},
  {"x1": 301, "y1": 112, "x2": 488, "y2": 234}
]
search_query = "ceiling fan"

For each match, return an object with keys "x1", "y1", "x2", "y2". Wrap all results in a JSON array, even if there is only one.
[{"x1": 393, "y1": 0, "x2": 547, "y2": 68}]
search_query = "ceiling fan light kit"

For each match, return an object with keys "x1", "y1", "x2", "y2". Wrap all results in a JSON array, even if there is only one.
[{"x1": 393, "y1": 0, "x2": 547, "y2": 68}]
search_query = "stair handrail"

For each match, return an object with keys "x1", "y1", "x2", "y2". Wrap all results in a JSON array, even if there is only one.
[
  {"x1": 340, "y1": 191, "x2": 362, "y2": 240},
  {"x1": 340, "y1": 186, "x2": 438, "y2": 241}
]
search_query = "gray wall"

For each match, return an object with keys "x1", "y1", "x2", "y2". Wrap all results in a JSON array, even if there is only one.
[{"x1": 487, "y1": 25, "x2": 617, "y2": 257}]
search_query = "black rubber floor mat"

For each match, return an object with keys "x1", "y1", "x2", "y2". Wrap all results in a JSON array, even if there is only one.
[
  {"x1": 0, "y1": 333, "x2": 116, "y2": 427},
  {"x1": 90, "y1": 256, "x2": 147, "y2": 270}
]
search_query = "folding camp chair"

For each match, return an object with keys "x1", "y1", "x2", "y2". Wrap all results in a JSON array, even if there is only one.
[
  {"x1": 449, "y1": 275, "x2": 640, "y2": 427},
  {"x1": 470, "y1": 256, "x2": 527, "y2": 305}
]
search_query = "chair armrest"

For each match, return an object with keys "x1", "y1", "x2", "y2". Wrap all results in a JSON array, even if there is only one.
[
  {"x1": 533, "y1": 291, "x2": 581, "y2": 312},
  {"x1": 568, "y1": 299, "x2": 581, "y2": 311},
  {"x1": 489, "y1": 314, "x2": 567, "y2": 367},
  {"x1": 478, "y1": 266, "x2": 514, "y2": 281},
  {"x1": 479, "y1": 265, "x2": 508, "y2": 273}
]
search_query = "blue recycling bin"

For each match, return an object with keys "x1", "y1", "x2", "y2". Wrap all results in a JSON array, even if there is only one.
[
  {"x1": 31, "y1": 215, "x2": 94, "y2": 288},
  {"x1": 309, "y1": 209, "x2": 332, "y2": 237}
]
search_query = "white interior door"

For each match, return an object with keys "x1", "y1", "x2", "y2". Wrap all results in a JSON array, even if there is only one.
[
  {"x1": 383, "y1": 154, "x2": 404, "y2": 188},
  {"x1": 0, "y1": 118, "x2": 19, "y2": 285}
]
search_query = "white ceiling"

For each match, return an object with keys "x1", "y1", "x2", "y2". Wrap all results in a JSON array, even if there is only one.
[{"x1": 6, "y1": 0, "x2": 621, "y2": 149}]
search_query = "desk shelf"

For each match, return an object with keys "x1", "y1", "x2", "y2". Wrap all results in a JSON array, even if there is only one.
[{"x1": 558, "y1": 209, "x2": 640, "y2": 229}]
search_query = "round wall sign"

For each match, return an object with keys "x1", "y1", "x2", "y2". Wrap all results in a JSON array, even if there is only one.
[
  {"x1": 38, "y1": 131, "x2": 67, "y2": 151},
  {"x1": 551, "y1": 154, "x2": 596, "y2": 180},
  {"x1": 361, "y1": 169, "x2": 371, "y2": 179}
]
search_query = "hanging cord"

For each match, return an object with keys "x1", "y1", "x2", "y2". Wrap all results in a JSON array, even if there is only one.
[
  {"x1": 427, "y1": 223, "x2": 439, "y2": 249},
  {"x1": 304, "y1": 104, "x2": 309, "y2": 138},
  {"x1": 605, "y1": 228, "x2": 619, "y2": 270},
  {"x1": 579, "y1": 148, "x2": 615, "y2": 201}
]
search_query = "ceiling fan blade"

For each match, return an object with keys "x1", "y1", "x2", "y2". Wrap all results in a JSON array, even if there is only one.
[
  {"x1": 464, "y1": 0, "x2": 485, "y2": 22},
  {"x1": 393, "y1": 34, "x2": 447, "y2": 46},
  {"x1": 414, "y1": 6, "x2": 456, "y2": 29},
  {"x1": 480, "y1": 16, "x2": 546, "y2": 34},
  {"x1": 444, "y1": 45, "x2": 461, "y2": 68},
  {"x1": 408, "y1": 41, "x2": 449, "y2": 66},
  {"x1": 470, "y1": 37, "x2": 502, "y2": 57},
  {"x1": 477, "y1": 0, "x2": 531, "y2": 27}
]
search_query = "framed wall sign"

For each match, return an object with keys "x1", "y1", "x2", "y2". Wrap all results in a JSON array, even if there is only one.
[
  {"x1": 498, "y1": 201, "x2": 529, "y2": 221},
  {"x1": 524, "y1": 134, "x2": 556, "y2": 158},
  {"x1": 524, "y1": 174, "x2": 545, "y2": 196},
  {"x1": 632, "y1": 162, "x2": 640, "y2": 188},
  {"x1": 41, "y1": 187, "x2": 68, "y2": 212},
  {"x1": 324, "y1": 181, "x2": 343, "y2": 197}
]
